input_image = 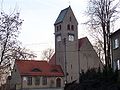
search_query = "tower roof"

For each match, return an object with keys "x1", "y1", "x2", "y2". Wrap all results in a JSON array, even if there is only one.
[{"x1": 54, "y1": 6, "x2": 70, "y2": 25}]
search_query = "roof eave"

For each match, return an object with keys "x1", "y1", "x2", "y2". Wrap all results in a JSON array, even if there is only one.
[{"x1": 54, "y1": 21, "x2": 63, "y2": 25}]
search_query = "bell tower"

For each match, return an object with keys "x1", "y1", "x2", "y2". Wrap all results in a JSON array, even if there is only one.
[{"x1": 54, "y1": 6, "x2": 79, "y2": 83}]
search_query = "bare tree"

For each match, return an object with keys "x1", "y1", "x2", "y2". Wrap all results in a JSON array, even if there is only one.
[
  {"x1": 41, "y1": 48, "x2": 54, "y2": 61},
  {"x1": 12, "y1": 46, "x2": 36, "y2": 60},
  {"x1": 88, "y1": 27, "x2": 104, "y2": 63},
  {"x1": 86, "y1": 0, "x2": 120, "y2": 67},
  {"x1": 0, "y1": 12, "x2": 22, "y2": 65},
  {"x1": 0, "y1": 12, "x2": 36, "y2": 85}
]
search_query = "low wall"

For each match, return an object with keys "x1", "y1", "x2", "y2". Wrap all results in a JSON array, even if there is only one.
[{"x1": 22, "y1": 88, "x2": 64, "y2": 90}]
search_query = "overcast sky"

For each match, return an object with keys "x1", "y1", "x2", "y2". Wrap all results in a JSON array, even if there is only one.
[{"x1": 1, "y1": 0, "x2": 120, "y2": 59}]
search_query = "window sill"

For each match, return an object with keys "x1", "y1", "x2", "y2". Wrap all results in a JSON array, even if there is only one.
[{"x1": 113, "y1": 47, "x2": 119, "y2": 50}]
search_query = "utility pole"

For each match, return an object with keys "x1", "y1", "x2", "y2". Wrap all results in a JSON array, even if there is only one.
[
  {"x1": 64, "y1": 38, "x2": 67, "y2": 84},
  {"x1": 78, "y1": 48, "x2": 80, "y2": 83}
]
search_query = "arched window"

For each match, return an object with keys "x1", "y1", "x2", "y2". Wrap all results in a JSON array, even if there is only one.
[
  {"x1": 56, "y1": 35, "x2": 61, "y2": 42},
  {"x1": 56, "y1": 26, "x2": 59, "y2": 31},
  {"x1": 56, "y1": 78, "x2": 61, "y2": 87},
  {"x1": 68, "y1": 34, "x2": 74, "y2": 41},
  {"x1": 70, "y1": 17, "x2": 71, "y2": 22},
  {"x1": 56, "y1": 25, "x2": 61, "y2": 31},
  {"x1": 59, "y1": 25, "x2": 61, "y2": 30},
  {"x1": 71, "y1": 25, "x2": 74, "y2": 30},
  {"x1": 67, "y1": 24, "x2": 70, "y2": 30}
]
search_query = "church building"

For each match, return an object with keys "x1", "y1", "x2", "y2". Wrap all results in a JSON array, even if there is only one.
[{"x1": 52, "y1": 6, "x2": 103, "y2": 83}]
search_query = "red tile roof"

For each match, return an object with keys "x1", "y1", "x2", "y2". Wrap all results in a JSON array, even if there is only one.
[
  {"x1": 15, "y1": 60, "x2": 64, "y2": 77},
  {"x1": 49, "y1": 53, "x2": 56, "y2": 65},
  {"x1": 78, "y1": 37, "x2": 87, "y2": 50}
]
